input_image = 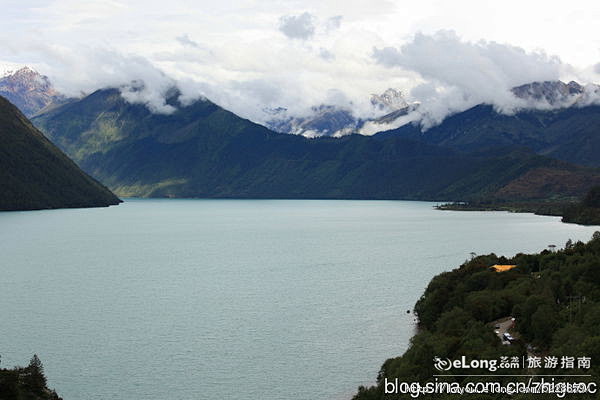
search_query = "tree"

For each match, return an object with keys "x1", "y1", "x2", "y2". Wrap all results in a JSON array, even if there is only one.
[
  {"x1": 531, "y1": 305, "x2": 559, "y2": 347},
  {"x1": 0, "y1": 369, "x2": 20, "y2": 400},
  {"x1": 25, "y1": 354, "x2": 47, "y2": 393},
  {"x1": 582, "y1": 186, "x2": 600, "y2": 208},
  {"x1": 435, "y1": 307, "x2": 472, "y2": 336}
]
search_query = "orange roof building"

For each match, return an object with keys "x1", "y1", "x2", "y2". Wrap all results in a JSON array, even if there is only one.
[{"x1": 490, "y1": 264, "x2": 518, "y2": 272}]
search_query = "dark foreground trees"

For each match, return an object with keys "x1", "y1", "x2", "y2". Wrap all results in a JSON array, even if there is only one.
[{"x1": 0, "y1": 355, "x2": 61, "y2": 400}]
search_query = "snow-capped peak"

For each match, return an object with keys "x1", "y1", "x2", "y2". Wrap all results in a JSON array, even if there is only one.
[{"x1": 370, "y1": 88, "x2": 409, "y2": 111}]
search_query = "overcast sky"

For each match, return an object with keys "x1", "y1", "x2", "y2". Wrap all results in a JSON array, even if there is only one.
[{"x1": 2, "y1": 0, "x2": 600, "y2": 123}]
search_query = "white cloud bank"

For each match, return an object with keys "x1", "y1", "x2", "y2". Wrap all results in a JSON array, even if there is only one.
[
  {"x1": 1, "y1": 0, "x2": 600, "y2": 128},
  {"x1": 372, "y1": 31, "x2": 577, "y2": 128}
]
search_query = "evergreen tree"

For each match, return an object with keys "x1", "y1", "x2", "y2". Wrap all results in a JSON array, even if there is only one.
[{"x1": 25, "y1": 354, "x2": 47, "y2": 394}]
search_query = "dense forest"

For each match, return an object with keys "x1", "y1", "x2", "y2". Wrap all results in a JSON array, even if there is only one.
[
  {"x1": 353, "y1": 232, "x2": 600, "y2": 400},
  {"x1": 0, "y1": 355, "x2": 61, "y2": 400},
  {"x1": 563, "y1": 186, "x2": 600, "y2": 225}
]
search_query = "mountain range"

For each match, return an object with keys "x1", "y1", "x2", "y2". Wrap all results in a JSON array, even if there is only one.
[
  {"x1": 511, "y1": 80, "x2": 600, "y2": 107},
  {"x1": 265, "y1": 88, "x2": 413, "y2": 137},
  {"x1": 385, "y1": 103, "x2": 600, "y2": 167},
  {"x1": 31, "y1": 86, "x2": 600, "y2": 202},
  {"x1": 0, "y1": 95, "x2": 120, "y2": 211},
  {"x1": 0, "y1": 66, "x2": 596, "y2": 206}
]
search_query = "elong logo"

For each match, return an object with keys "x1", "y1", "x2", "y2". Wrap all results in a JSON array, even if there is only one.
[{"x1": 434, "y1": 356, "x2": 500, "y2": 372}]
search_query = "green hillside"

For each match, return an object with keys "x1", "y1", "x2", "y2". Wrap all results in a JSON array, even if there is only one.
[
  {"x1": 386, "y1": 104, "x2": 600, "y2": 167},
  {"x1": 563, "y1": 186, "x2": 600, "y2": 225},
  {"x1": 0, "y1": 96, "x2": 121, "y2": 211},
  {"x1": 354, "y1": 232, "x2": 600, "y2": 400},
  {"x1": 32, "y1": 89, "x2": 598, "y2": 201}
]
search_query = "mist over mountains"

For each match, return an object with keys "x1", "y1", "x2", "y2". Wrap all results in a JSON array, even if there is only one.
[
  {"x1": 1, "y1": 64, "x2": 598, "y2": 205},
  {"x1": 28, "y1": 82, "x2": 600, "y2": 203},
  {"x1": 264, "y1": 89, "x2": 415, "y2": 137},
  {"x1": 5, "y1": 24, "x2": 600, "y2": 134},
  {"x1": 5, "y1": 66, "x2": 599, "y2": 139}
]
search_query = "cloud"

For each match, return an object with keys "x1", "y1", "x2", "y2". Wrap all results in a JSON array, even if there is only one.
[
  {"x1": 325, "y1": 15, "x2": 342, "y2": 31},
  {"x1": 595, "y1": 63, "x2": 600, "y2": 74},
  {"x1": 278, "y1": 13, "x2": 341, "y2": 41},
  {"x1": 279, "y1": 12, "x2": 315, "y2": 40},
  {"x1": 176, "y1": 34, "x2": 200, "y2": 48},
  {"x1": 3, "y1": 1, "x2": 599, "y2": 131},
  {"x1": 359, "y1": 112, "x2": 421, "y2": 135},
  {"x1": 373, "y1": 30, "x2": 567, "y2": 127},
  {"x1": 372, "y1": 46, "x2": 402, "y2": 67},
  {"x1": 230, "y1": 79, "x2": 285, "y2": 105},
  {"x1": 8, "y1": 42, "x2": 179, "y2": 114},
  {"x1": 318, "y1": 48, "x2": 335, "y2": 61}
]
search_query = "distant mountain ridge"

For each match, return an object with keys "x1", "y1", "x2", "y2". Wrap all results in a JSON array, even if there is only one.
[
  {"x1": 32, "y1": 88, "x2": 599, "y2": 202},
  {"x1": 265, "y1": 104, "x2": 359, "y2": 137},
  {"x1": 264, "y1": 81, "x2": 600, "y2": 138},
  {"x1": 0, "y1": 67, "x2": 69, "y2": 117},
  {"x1": 265, "y1": 88, "x2": 414, "y2": 137},
  {"x1": 384, "y1": 103, "x2": 600, "y2": 167},
  {"x1": 511, "y1": 80, "x2": 600, "y2": 107},
  {"x1": 0, "y1": 95, "x2": 120, "y2": 211},
  {"x1": 7, "y1": 67, "x2": 597, "y2": 141}
]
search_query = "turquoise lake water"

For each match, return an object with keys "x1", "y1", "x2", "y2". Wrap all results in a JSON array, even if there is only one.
[{"x1": 0, "y1": 199, "x2": 597, "y2": 400}]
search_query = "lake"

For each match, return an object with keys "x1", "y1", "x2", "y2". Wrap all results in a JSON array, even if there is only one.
[{"x1": 0, "y1": 199, "x2": 597, "y2": 400}]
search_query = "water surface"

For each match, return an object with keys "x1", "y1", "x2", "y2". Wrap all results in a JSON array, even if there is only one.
[{"x1": 0, "y1": 199, "x2": 596, "y2": 400}]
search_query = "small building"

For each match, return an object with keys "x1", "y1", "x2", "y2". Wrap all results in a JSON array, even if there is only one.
[{"x1": 490, "y1": 264, "x2": 517, "y2": 272}]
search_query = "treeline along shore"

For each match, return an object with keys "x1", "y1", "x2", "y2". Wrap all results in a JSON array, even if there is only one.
[
  {"x1": 353, "y1": 232, "x2": 600, "y2": 400},
  {"x1": 438, "y1": 186, "x2": 600, "y2": 226}
]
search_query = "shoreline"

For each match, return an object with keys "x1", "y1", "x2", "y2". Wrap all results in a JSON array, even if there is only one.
[
  {"x1": 352, "y1": 232, "x2": 600, "y2": 400},
  {"x1": 437, "y1": 196, "x2": 600, "y2": 227}
]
